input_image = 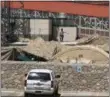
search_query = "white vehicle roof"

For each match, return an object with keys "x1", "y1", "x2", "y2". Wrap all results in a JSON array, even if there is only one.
[{"x1": 29, "y1": 69, "x2": 53, "y2": 73}]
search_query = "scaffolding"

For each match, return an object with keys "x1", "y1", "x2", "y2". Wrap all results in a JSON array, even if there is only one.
[
  {"x1": 1, "y1": 1, "x2": 10, "y2": 46},
  {"x1": 1, "y1": 1, "x2": 25, "y2": 46}
]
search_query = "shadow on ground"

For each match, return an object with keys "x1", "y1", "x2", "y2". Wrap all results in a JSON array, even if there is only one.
[{"x1": 27, "y1": 94, "x2": 61, "y2": 97}]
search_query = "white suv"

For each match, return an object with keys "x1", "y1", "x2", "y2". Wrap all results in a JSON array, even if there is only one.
[{"x1": 24, "y1": 69, "x2": 60, "y2": 97}]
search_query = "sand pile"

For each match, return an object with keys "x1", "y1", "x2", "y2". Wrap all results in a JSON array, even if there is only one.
[
  {"x1": 89, "y1": 37, "x2": 108, "y2": 45},
  {"x1": 19, "y1": 37, "x2": 108, "y2": 63},
  {"x1": 52, "y1": 45, "x2": 109, "y2": 64},
  {"x1": 86, "y1": 37, "x2": 109, "y2": 52},
  {"x1": 22, "y1": 37, "x2": 70, "y2": 60},
  {"x1": 76, "y1": 36, "x2": 95, "y2": 43},
  {"x1": 97, "y1": 43, "x2": 109, "y2": 52}
]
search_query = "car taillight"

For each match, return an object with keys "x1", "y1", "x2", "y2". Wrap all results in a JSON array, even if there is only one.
[
  {"x1": 24, "y1": 73, "x2": 27, "y2": 86},
  {"x1": 51, "y1": 81, "x2": 53, "y2": 87},
  {"x1": 24, "y1": 80, "x2": 27, "y2": 86}
]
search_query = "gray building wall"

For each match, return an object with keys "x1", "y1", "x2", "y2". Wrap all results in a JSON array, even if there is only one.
[{"x1": 30, "y1": 19, "x2": 52, "y2": 40}]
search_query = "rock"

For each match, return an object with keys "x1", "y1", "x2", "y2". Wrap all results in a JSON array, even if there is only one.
[
  {"x1": 82, "y1": 80, "x2": 87, "y2": 84},
  {"x1": 1, "y1": 62, "x2": 109, "y2": 92}
]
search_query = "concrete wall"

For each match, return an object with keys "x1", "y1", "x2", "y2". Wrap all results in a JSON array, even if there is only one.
[
  {"x1": 30, "y1": 19, "x2": 52, "y2": 40},
  {"x1": 53, "y1": 27, "x2": 77, "y2": 42},
  {"x1": 1, "y1": 61, "x2": 109, "y2": 92}
]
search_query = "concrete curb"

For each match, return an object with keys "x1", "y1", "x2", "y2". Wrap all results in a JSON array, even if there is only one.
[
  {"x1": 1, "y1": 89, "x2": 109, "y2": 96},
  {"x1": 61, "y1": 91, "x2": 109, "y2": 96}
]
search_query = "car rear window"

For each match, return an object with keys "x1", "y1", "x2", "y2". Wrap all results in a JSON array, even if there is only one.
[{"x1": 28, "y1": 72, "x2": 51, "y2": 81}]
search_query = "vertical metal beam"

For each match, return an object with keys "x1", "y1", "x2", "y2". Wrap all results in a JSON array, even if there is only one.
[
  {"x1": 19, "y1": 1, "x2": 24, "y2": 37},
  {"x1": 21, "y1": 2, "x2": 25, "y2": 37},
  {"x1": 59, "y1": 12, "x2": 66, "y2": 26},
  {"x1": 94, "y1": 17, "x2": 97, "y2": 35},
  {"x1": 5, "y1": 1, "x2": 10, "y2": 35},
  {"x1": 78, "y1": 15, "x2": 81, "y2": 37}
]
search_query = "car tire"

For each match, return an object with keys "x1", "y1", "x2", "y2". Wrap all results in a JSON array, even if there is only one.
[
  {"x1": 24, "y1": 93, "x2": 29, "y2": 97},
  {"x1": 51, "y1": 93, "x2": 55, "y2": 97},
  {"x1": 55, "y1": 87, "x2": 59, "y2": 95},
  {"x1": 52, "y1": 87, "x2": 58, "y2": 97}
]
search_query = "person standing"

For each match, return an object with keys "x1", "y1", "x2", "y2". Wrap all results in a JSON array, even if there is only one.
[{"x1": 60, "y1": 28, "x2": 65, "y2": 42}]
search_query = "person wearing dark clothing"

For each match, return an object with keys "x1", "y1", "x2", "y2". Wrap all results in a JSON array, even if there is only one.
[{"x1": 60, "y1": 28, "x2": 65, "y2": 42}]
